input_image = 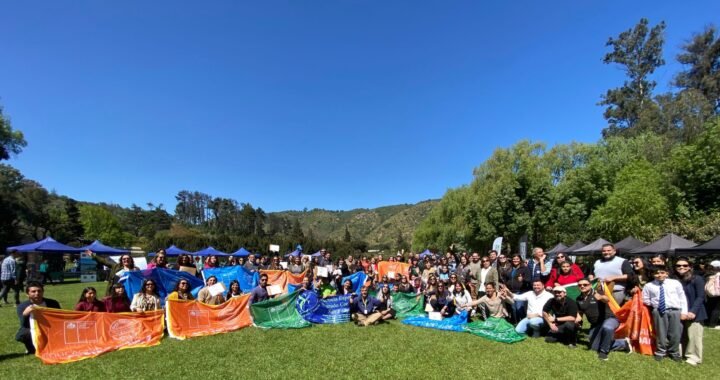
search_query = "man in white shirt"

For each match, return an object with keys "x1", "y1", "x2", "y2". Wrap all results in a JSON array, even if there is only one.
[
  {"x1": 642, "y1": 265, "x2": 687, "y2": 362},
  {"x1": 507, "y1": 279, "x2": 554, "y2": 337}
]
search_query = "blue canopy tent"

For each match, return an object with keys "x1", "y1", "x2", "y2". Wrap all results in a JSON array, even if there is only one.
[
  {"x1": 78, "y1": 240, "x2": 129, "y2": 255},
  {"x1": 284, "y1": 249, "x2": 301, "y2": 258},
  {"x1": 311, "y1": 251, "x2": 323, "y2": 257},
  {"x1": 419, "y1": 249, "x2": 433, "y2": 259},
  {"x1": 231, "y1": 247, "x2": 252, "y2": 257},
  {"x1": 192, "y1": 246, "x2": 230, "y2": 257},
  {"x1": 165, "y1": 245, "x2": 192, "y2": 257},
  {"x1": 7, "y1": 237, "x2": 83, "y2": 253}
]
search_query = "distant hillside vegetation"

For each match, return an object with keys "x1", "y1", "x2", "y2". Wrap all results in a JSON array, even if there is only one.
[{"x1": 271, "y1": 200, "x2": 438, "y2": 249}]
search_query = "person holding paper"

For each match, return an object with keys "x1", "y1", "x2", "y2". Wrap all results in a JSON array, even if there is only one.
[
  {"x1": 349, "y1": 286, "x2": 383, "y2": 326},
  {"x1": 197, "y1": 276, "x2": 226, "y2": 305},
  {"x1": 250, "y1": 273, "x2": 272, "y2": 304}
]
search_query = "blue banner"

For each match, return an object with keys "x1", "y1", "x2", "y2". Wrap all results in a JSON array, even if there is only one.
[
  {"x1": 341, "y1": 272, "x2": 367, "y2": 294},
  {"x1": 202, "y1": 266, "x2": 259, "y2": 293},
  {"x1": 402, "y1": 311, "x2": 468, "y2": 332},
  {"x1": 121, "y1": 268, "x2": 204, "y2": 305},
  {"x1": 295, "y1": 291, "x2": 351, "y2": 324}
]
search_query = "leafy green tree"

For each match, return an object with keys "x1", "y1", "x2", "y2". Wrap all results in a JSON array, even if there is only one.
[
  {"x1": 675, "y1": 26, "x2": 720, "y2": 112},
  {"x1": 587, "y1": 160, "x2": 670, "y2": 241},
  {"x1": 343, "y1": 226, "x2": 352, "y2": 242},
  {"x1": 0, "y1": 105, "x2": 27, "y2": 160},
  {"x1": 79, "y1": 204, "x2": 133, "y2": 247},
  {"x1": 670, "y1": 117, "x2": 720, "y2": 211},
  {"x1": 0, "y1": 164, "x2": 24, "y2": 247},
  {"x1": 600, "y1": 18, "x2": 666, "y2": 137}
]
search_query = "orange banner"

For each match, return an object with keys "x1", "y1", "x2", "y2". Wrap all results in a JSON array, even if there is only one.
[
  {"x1": 604, "y1": 283, "x2": 655, "y2": 355},
  {"x1": 261, "y1": 269, "x2": 307, "y2": 293},
  {"x1": 166, "y1": 295, "x2": 252, "y2": 339},
  {"x1": 30, "y1": 308, "x2": 164, "y2": 364},
  {"x1": 377, "y1": 261, "x2": 410, "y2": 280}
]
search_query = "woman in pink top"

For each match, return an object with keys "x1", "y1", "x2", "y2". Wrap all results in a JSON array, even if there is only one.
[{"x1": 74, "y1": 287, "x2": 106, "y2": 312}]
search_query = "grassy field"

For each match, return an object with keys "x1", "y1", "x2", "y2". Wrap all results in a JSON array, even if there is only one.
[{"x1": 0, "y1": 280, "x2": 718, "y2": 379}]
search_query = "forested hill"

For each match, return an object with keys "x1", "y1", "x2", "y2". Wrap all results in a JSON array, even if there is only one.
[{"x1": 270, "y1": 200, "x2": 438, "y2": 250}]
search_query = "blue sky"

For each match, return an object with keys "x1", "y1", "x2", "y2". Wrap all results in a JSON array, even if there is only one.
[{"x1": 1, "y1": 1, "x2": 718, "y2": 212}]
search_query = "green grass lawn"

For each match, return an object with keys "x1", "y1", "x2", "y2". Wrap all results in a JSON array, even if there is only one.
[{"x1": 0, "y1": 281, "x2": 718, "y2": 379}]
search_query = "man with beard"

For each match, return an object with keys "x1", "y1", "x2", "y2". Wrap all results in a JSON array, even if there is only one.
[{"x1": 592, "y1": 244, "x2": 633, "y2": 305}]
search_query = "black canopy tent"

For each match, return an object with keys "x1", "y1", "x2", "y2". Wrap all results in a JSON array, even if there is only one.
[
  {"x1": 628, "y1": 233, "x2": 697, "y2": 257},
  {"x1": 546, "y1": 243, "x2": 568, "y2": 255},
  {"x1": 564, "y1": 240, "x2": 587, "y2": 254},
  {"x1": 570, "y1": 238, "x2": 611, "y2": 256},
  {"x1": 614, "y1": 236, "x2": 647, "y2": 255},
  {"x1": 675, "y1": 235, "x2": 720, "y2": 256}
]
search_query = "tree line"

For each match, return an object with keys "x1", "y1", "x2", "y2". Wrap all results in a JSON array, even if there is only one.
[{"x1": 413, "y1": 19, "x2": 720, "y2": 253}]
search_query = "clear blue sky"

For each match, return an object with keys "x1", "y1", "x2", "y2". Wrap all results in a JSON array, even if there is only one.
[{"x1": 1, "y1": 1, "x2": 718, "y2": 212}]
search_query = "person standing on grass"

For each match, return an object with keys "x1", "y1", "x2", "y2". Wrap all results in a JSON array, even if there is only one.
[
  {"x1": 575, "y1": 279, "x2": 630, "y2": 361},
  {"x1": 642, "y1": 265, "x2": 687, "y2": 362},
  {"x1": 349, "y1": 285, "x2": 383, "y2": 326},
  {"x1": 674, "y1": 257, "x2": 706, "y2": 366},
  {"x1": 592, "y1": 244, "x2": 633, "y2": 305},
  {"x1": 705, "y1": 261, "x2": 720, "y2": 329},
  {"x1": 527, "y1": 247, "x2": 552, "y2": 284},
  {"x1": 88, "y1": 250, "x2": 139, "y2": 296},
  {"x1": 542, "y1": 286, "x2": 579, "y2": 348},
  {"x1": 16, "y1": 281, "x2": 60, "y2": 354},
  {"x1": 1, "y1": 250, "x2": 21, "y2": 305},
  {"x1": 38, "y1": 259, "x2": 51, "y2": 285},
  {"x1": 147, "y1": 250, "x2": 170, "y2": 269},
  {"x1": 507, "y1": 279, "x2": 553, "y2": 337}
]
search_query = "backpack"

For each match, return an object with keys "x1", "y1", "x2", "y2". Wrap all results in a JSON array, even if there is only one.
[{"x1": 705, "y1": 273, "x2": 720, "y2": 297}]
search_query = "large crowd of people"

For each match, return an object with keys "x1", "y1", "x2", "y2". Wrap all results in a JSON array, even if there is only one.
[{"x1": 5, "y1": 244, "x2": 719, "y2": 366}]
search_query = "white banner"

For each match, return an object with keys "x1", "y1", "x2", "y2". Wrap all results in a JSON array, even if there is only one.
[{"x1": 492, "y1": 237, "x2": 503, "y2": 255}]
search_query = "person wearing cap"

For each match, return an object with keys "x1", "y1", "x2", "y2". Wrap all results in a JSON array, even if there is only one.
[
  {"x1": 642, "y1": 265, "x2": 687, "y2": 362},
  {"x1": 507, "y1": 279, "x2": 553, "y2": 337},
  {"x1": 575, "y1": 279, "x2": 630, "y2": 360},
  {"x1": 542, "y1": 285, "x2": 579, "y2": 347}
]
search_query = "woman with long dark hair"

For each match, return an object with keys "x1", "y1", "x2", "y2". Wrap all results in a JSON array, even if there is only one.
[
  {"x1": 74, "y1": 286, "x2": 106, "y2": 312},
  {"x1": 103, "y1": 283, "x2": 131, "y2": 312},
  {"x1": 130, "y1": 279, "x2": 162, "y2": 312}
]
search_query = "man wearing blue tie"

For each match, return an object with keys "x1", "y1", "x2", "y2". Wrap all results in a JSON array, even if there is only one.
[{"x1": 642, "y1": 265, "x2": 687, "y2": 362}]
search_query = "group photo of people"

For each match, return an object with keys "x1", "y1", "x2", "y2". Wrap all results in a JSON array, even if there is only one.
[{"x1": 6, "y1": 243, "x2": 717, "y2": 367}]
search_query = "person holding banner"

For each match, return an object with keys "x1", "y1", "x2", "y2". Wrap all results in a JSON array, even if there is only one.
[
  {"x1": 147, "y1": 250, "x2": 170, "y2": 270},
  {"x1": 74, "y1": 287, "x2": 106, "y2": 312},
  {"x1": 130, "y1": 279, "x2": 162, "y2": 312},
  {"x1": 103, "y1": 283, "x2": 131, "y2": 312},
  {"x1": 593, "y1": 244, "x2": 633, "y2": 305},
  {"x1": 167, "y1": 279, "x2": 195, "y2": 301},
  {"x1": 16, "y1": 281, "x2": 60, "y2": 354},
  {"x1": 349, "y1": 286, "x2": 382, "y2": 326},
  {"x1": 226, "y1": 280, "x2": 243, "y2": 299},
  {"x1": 338, "y1": 279, "x2": 354, "y2": 295},
  {"x1": 250, "y1": 273, "x2": 272, "y2": 304},
  {"x1": 198, "y1": 276, "x2": 226, "y2": 305},
  {"x1": 88, "y1": 251, "x2": 139, "y2": 296}
]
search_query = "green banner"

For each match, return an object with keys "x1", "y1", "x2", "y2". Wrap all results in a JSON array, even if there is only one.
[
  {"x1": 392, "y1": 292, "x2": 425, "y2": 318},
  {"x1": 463, "y1": 317, "x2": 526, "y2": 344},
  {"x1": 250, "y1": 291, "x2": 311, "y2": 329}
]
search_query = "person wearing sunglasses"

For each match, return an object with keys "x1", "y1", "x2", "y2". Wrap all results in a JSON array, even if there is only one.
[
  {"x1": 545, "y1": 253, "x2": 584, "y2": 291},
  {"x1": 674, "y1": 257, "x2": 706, "y2": 366},
  {"x1": 88, "y1": 250, "x2": 139, "y2": 296},
  {"x1": 167, "y1": 279, "x2": 195, "y2": 301},
  {"x1": 575, "y1": 279, "x2": 630, "y2": 360},
  {"x1": 627, "y1": 257, "x2": 652, "y2": 294},
  {"x1": 130, "y1": 279, "x2": 161, "y2": 312}
]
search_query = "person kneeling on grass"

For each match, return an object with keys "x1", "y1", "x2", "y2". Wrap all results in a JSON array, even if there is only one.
[
  {"x1": 429, "y1": 281, "x2": 456, "y2": 317},
  {"x1": 197, "y1": 276, "x2": 226, "y2": 305},
  {"x1": 349, "y1": 286, "x2": 383, "y2": 326},
  {"x1": 507, "y1": 279, "x2": 554, "y2": 337},
  {"x1": 543, "y1": 285, "x2": 579, "y2": 348},
  {"x1": 464, "y1": 283, "x2": 513, "y2": 320},
  {"x1": 376, "y1": 284, "x2": 396, "y2": 321},
  {"x1": 104, "y1": 283, "x2": 131, "y2": 312},
  {"x1": 16, "y1": 281, "x2": 60, "y2": 354},
  {"x1": 575, "y1": 279, "x2": 630, "y2": 361}
]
